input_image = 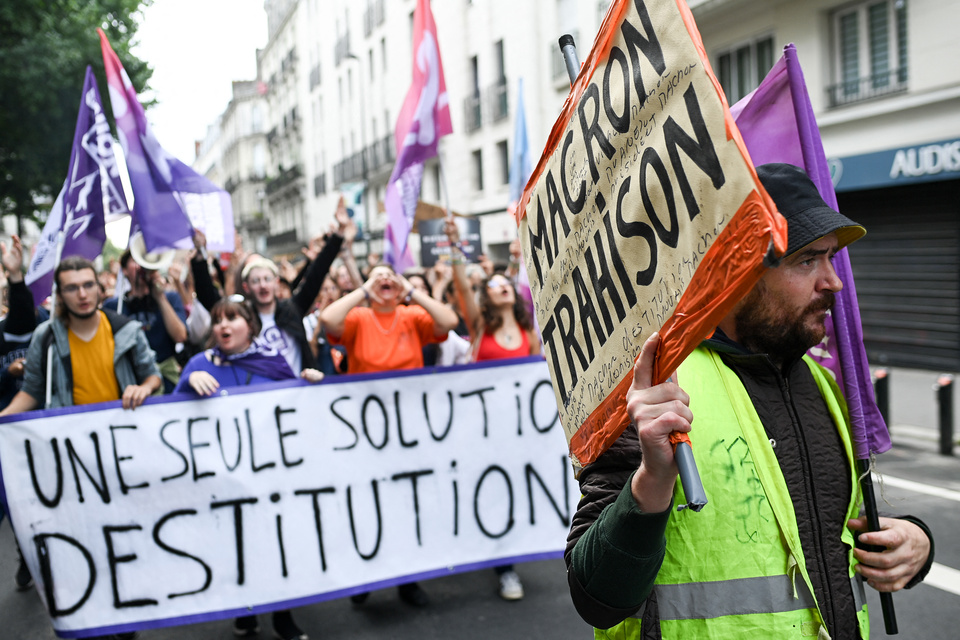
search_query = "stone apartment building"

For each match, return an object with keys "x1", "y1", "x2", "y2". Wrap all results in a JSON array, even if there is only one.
[
  {"x1": 198, "y1": 0, "x2": 960, "y2": 370},
  {"x1": 691, "y1": 0, "x2": 960, "y2": 370}
]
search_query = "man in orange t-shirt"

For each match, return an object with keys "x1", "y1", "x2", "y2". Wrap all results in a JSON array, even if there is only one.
[{"x1": 322, "y1": 264, "x2": 458, "y2": 373}]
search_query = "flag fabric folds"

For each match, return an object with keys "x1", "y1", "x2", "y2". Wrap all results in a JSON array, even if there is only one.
[
  {"x1": 508, "y1": 77, "x2": 533, "y2": 308},
  {"x1": 383, "y1": 0, "x2": 452, "y2": 271},
  {"x1": 732, "y1": 44, "x2": 890, "y2": 459},
  {"x1": 26, "y1": 67, "x2": 125, "y2": 304},
  {"x1": 98, "y1": 29, "x2": 235, "y2": 254},
  {"x1": 508, "y1": 78, "x2": 531, "y2": 211}
]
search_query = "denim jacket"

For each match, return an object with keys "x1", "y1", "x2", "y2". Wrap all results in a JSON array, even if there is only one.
[{"x1": 22, "y1": 309, "x2": 161, "y2": 408}]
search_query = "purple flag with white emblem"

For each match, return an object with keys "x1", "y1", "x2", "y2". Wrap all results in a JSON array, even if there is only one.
[
  {"x1": 99, "y1": 29, "x2": 234, "y2": 254},
  {"x1": 26, "y1": 67, "x2": 127, "y2": 304},
  {"x1": 384, "y1": 0, "x2": 452, "y2": 271},
  {"x1": 732, "y1": 44, "x2": 890, "y2": 459}
]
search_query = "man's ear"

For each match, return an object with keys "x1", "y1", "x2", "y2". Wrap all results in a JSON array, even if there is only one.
[{"x1": 241, "y1": 281, "x2": 250, "y2": 294}]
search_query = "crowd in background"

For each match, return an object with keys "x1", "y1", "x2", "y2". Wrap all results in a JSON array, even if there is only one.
[{"x1": 0, "y1": 202, "x2": 544, "y2": 640}]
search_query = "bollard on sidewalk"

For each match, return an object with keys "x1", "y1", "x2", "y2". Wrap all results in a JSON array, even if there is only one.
[
  {"x1": 935, "y1": 374, "x2": 955, "y2": 456},
  {"x1": 874, "y1": 368, "x2": 890, "y2": 429}
]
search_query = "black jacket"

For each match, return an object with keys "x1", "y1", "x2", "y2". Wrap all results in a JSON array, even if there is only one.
[
  {"x1": 190, "y1": 234, "x2": 344, "y2": 371},
  {"x1": 565, "y1": 334, "x2": 934, "y2": 638}
]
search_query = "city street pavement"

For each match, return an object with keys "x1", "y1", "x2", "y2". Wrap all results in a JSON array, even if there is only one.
[{"x1": 0, "y1": 367, "x2": 957, "y2": 639}]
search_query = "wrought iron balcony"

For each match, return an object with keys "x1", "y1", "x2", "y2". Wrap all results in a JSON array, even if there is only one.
[
  {"x1": 265, "y1": 164, "x2": 303, "y2": 196},
  {"x1": 464, "y1": 93, "x2": 482, "y2": 132},
  {"x1": 827, "y1": 68, "x2": 908, "y2": 108},
  {"x1": 487, "y1": 78, "x2": 509, "y2": 123}
]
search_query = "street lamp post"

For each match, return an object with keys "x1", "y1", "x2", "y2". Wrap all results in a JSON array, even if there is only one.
[{"x1": 345, "y1": 53, "x2": 373, "y2": 258}]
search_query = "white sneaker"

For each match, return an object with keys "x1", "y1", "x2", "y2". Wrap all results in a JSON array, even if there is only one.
[{"x1": 498, "y1": 570, "x2": 524, "y2": 600}]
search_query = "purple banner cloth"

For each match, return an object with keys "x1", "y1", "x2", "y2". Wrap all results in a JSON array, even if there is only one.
[
  {"x1": 732, "y1": 44, "x2": 890, "y2": 459},
  {"x1": 383, "y1": 0, "x2": 452, "y2": 270},
  {"x1": 212, "y1": 337, "x2": 296, "y2": 381},
  {"x1": 99, "y1": 30, "x2": 235, "y2": 254},
  {"x1": 25, "y1": 67, "x2": 126, "y2": 304}
]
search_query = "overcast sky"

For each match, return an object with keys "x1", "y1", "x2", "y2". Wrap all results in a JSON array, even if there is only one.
[{"x1": 133, "y1": 0, "x2": 267, "y2": 163}]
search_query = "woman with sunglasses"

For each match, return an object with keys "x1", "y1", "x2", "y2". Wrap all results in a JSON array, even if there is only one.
[
  {"x1": 444, "y1": 219, "x2": 540, "y2": 364},
  {"x1": 174, "y1": 295, "x2": 322, "y2": 640}
]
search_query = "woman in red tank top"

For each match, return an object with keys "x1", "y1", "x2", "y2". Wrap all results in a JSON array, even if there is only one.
[{"x1": 445, "y1": 220, "x2": 541, "y2": 363}]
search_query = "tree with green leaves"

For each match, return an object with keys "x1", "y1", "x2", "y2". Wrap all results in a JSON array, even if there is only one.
[{"x1": 0, "y1": 0, "x2": 153, "y2": 234}]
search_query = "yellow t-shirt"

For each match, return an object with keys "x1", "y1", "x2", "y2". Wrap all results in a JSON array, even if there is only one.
[{"x1": 69, "y1": 311, "x2": 121, "y2": 405}]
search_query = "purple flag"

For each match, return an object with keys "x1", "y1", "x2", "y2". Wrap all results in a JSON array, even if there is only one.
[
  {"x1": 732, "y1": 44, "x2": 890, "y2": 459},
  {"x1": 383, "y1": 0, "x2": 453, "y2": 270},
  {"x1": 99, "y1": 29, "x2": 235, "y2": 254},
  {"x1": 25, "y1": 67, "x2": 127, "y2": 304}
]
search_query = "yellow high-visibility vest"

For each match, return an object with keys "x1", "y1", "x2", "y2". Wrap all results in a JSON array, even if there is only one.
[{"x1": 597, "y1": 347, "x2": 869, "y2": 640}]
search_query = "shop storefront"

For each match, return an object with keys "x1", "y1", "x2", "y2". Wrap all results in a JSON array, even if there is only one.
[{"x1": 831, "y1": 138, "x2": 960, "y2": 371}]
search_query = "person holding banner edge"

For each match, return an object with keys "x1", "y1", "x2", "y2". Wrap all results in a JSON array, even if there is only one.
[{"x1": 565, "y1": 164, "x2": 933, "y2": 639}]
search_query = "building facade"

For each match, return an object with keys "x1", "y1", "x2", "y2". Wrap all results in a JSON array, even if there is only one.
[
  {"x1": 198, "y1": 0, "x2": 960, "y2": 370},
  {"x1": 220, "y1": 80, "x2": 270, "y2": 253},
  {"x1": 692, "y1": 0, "x2": 960, "y2": 370}
]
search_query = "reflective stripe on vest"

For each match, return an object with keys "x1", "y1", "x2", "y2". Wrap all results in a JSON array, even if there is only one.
[
  {"x1": 604, "y1": 347, "x2": 868, "y2": 639},
  {"x1": 630, "y1": 574, "x2": 865, "y2": 621}
]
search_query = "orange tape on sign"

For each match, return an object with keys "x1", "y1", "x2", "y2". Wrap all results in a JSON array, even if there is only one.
[
  {"x1": 516, "y1": 0, "x2": 787, "y2": 471},
  {"x1": 668, "y1": 431, "x2": 691, "y2": 447}
]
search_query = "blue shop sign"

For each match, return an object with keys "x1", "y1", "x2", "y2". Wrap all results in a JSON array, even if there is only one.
[{"x1": 828, "y1": 138, "x2": 960, "y2": 192}]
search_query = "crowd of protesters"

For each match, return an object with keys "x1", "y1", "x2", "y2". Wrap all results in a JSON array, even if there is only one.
[{"x1": 0, "y1": 202, "x2": 544, "y2": 640}]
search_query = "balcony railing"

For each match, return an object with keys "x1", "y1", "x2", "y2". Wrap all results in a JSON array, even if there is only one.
[
  {"x1": 363, "y1": 0, "x2": 385, "y2": 36},
  {"x1": 332, "y1": 134, "x2": 395, "y2": 186},
  {"x1": 463, "y1": 93, "x2": 482, "y2": 132},
  {"x1": 265, "y1": 164, "x2": 303, "y2": 196},
  {"x1": 487, "y1": 79, "x2": 509, "y2": 122},
  {"x1": 334, "y1": 33, "x2": 351, "y2": 66},
  {"x1": 827, "y1": 68, "x2": 908, "y2": 108}
]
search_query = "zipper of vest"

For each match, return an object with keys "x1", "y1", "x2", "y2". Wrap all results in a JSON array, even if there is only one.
[{"x1": 782, "y1": 374, "x2": 837, "y2": 636}]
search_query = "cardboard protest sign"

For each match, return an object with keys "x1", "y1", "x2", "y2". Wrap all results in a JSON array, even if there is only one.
[
  {"x1": 419, "y1": 216, "x2": 482, "y2": 266},
  {"x1": 516, "y1": 0, "x2": 788, "y2": 469},
  {"x1": 0, "y1": 359, "x2": 571, "y2": 637}
]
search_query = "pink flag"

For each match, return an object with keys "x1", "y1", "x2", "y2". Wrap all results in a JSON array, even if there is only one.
[
  {"x1": 383, "y1": 0, "x2": 452, "y2": 271},
  {"x1": 732, "y1": 44, "x2": 890, "y2": 459}
]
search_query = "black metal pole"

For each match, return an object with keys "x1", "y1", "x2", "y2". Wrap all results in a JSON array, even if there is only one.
[
  {"x1": 936, "y1": 374, "x2": 954, "y2": 456},
  {"x1": 873, "y1": 367, "x2": 889, "y2": 429},
  {"x1": 856, "y1": 458, "x2": 898, "y2": 635}
]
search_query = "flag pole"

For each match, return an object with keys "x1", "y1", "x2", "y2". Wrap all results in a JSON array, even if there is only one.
[
  {"x1": 557, "y1": 33, "x2": 707, "y2": 511},
  {"x1": 44, "y1": 228, "x2": 66, "y2": 409}
]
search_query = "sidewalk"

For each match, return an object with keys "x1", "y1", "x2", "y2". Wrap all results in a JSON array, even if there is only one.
[{"x1": 876, "y1": 366, "x2": 959, "y2": 455}]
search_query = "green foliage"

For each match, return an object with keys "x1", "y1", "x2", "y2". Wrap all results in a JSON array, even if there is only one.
[{"x1": 0, "y1": 0, "x2": 153, "y2": 228}]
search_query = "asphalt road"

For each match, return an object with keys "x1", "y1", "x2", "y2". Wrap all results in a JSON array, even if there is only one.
[{"x1": 1, "y1": 367, "x2": 957, "y2": 639}]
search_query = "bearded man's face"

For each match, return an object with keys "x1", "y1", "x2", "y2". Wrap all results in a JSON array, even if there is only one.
[{"x1": 732, "y1": 233, "x2": 842, "y2": 365}]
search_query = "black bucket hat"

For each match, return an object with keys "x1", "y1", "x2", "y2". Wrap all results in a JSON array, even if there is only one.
[{"x1": 757, "y1": 163, "x2": 865, "y2": 257}]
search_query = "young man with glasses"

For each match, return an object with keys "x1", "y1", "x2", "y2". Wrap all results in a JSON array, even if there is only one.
[
  {"x1": 237, "y1": 205, "x2": 352, "y2": 378},
  {"x1": 0, "y1": 256, "x2": 161, "y2": 416}
]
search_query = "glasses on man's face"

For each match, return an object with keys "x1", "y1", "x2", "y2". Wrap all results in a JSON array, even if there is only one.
[
  {"x1": 247, "y1": 276, "x2": 276, "y2": 287},
  {"x1": 61, "y1": 281, "x2": 97, "y2": 295}
]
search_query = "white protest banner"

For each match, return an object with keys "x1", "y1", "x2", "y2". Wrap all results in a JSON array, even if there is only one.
[
  {"x1": 516, "y1": 0, "x2": 788, "y2": 469},
  {"x1": 0, "y1": 358, "x2": 571, "y2": 637}
]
